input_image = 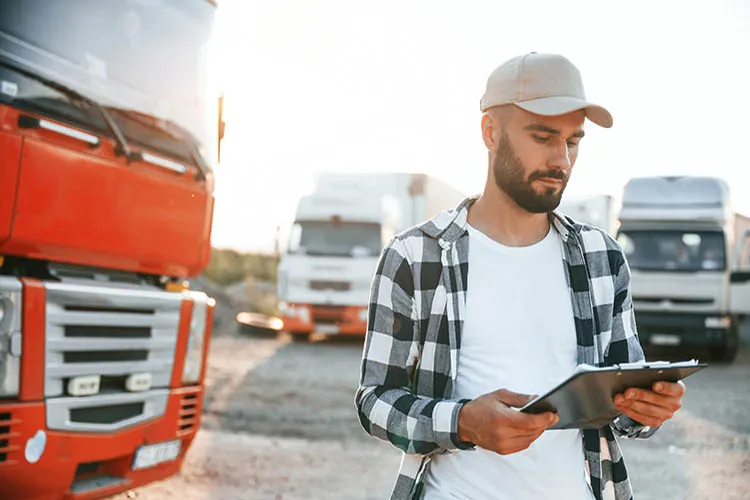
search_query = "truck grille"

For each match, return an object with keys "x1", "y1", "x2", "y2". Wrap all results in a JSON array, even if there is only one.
[
  {"x1": 309, "y1": 280, "x2": 351, "y2": 292},
  {"x1": 0, "y1": 412, "x2": 18, "y2": 464},
  {"x1": 70, "y1": 403, "x2": 145, "y2": 425},
  {"x1": 634, "y1": 296, "x2": 714, "y2": 306},
  {"x1": 311, "y1": 305, "x2": 346, "y2": 325},
  {"x1": 177, "y1": 392, "x2": 200, "y2": 436},
  {"x1": 44, "y1": 281, "x2": 183, "y2": 432},
  {"x1": 65, "y1": 324, "x2": 151, "y2": 338}
]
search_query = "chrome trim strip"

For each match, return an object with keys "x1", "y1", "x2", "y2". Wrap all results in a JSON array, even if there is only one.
[
  {"x1": 38, "y1": 118, "x2": 100, "y2": 146},
  {"x1": 141, "y1": 152, "x2": 188, "y2": 174}
]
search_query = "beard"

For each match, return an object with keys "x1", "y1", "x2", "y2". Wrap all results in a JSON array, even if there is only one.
[{"x1": 492, "y1": 131, "x2": 569, "y2": 213}]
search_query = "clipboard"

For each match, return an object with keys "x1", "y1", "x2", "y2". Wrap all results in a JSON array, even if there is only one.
[{"x1": 519, "y1": 360, "x2": 707, "y2": 430}]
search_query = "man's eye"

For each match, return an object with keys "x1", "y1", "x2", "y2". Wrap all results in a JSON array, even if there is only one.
[
  {"x1": 567, "y1": 140, "x2": 579, "y2": 148},
  {"x1": 533, "y1": 135, "x2": 550, "y2": 143}
]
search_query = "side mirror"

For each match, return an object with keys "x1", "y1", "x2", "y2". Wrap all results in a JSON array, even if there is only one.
[
  {"x1": 730, "y1": 271, "x2": 750, "y2": 283},
  {"x1": 217, "y1": 94, "x2": 226, "y2": 163},
  {"x1": 274, "y1": 225, "x2": 282, "y2": 257}
]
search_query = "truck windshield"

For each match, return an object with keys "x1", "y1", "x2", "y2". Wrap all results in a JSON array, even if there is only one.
[
  {"x1": 0, "y1": 0, "x2": 216, "y2": 166},
  {"x1": 288, "y1": 222, "x2": 382, "y2": 258},
  {"x1": 617, "y1": 230, "x2": 726, "y2": 272}
]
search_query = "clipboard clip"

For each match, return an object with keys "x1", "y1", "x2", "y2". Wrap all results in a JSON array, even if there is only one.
[{"x1": 616, "y1": 360, "x2": 698, "y2": 370}]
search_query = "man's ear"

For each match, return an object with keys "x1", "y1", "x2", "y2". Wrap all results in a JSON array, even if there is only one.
[
  {"x1": 481, "y1": 113, "x2": 498, "y2": 152},
  {"x1": 482, "y1": 105, "x2": 513, "y2": 152}
]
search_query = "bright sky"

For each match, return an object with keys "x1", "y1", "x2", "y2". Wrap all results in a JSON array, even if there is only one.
[{"x1": 209, "y1": 0, "x2": 750, "y2": 253}]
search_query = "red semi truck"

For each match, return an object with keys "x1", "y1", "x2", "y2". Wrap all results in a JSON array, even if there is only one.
[{"x1": 0, "y1": 1, "x2": 221, "y2": 498}]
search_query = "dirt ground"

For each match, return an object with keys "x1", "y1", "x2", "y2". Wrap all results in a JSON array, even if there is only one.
[{"x1": 115, "y1": 320, "x2": 750, "y2": 500}]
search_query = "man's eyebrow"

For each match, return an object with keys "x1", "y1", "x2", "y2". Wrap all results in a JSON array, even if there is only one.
[
  {"x1": 524, "y1": 124, "x2": 560, "y2": 135},
  {"x1": 524, "y1": 124, "x2": 586, "y2": 138}
]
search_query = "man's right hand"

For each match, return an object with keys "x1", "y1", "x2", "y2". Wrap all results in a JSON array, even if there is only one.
[{"x1": 457, "y1": 389, "x2": 559, "y2": 455}]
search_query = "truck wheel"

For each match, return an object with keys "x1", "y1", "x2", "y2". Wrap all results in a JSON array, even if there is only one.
[
  {"x1": 289, "y1": 332, "x2": 312, "y2": 343},
  {"x1": 710, "y1": 321, "x2": 740, "y2": 362}
]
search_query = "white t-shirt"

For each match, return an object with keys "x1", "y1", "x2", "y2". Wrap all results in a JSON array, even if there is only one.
[{"x1": 423, "y1": 224, "x2": 595, "y2": 500}]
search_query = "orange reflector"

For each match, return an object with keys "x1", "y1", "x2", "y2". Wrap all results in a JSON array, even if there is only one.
[{"x1": 166, "y1": 280, "x2": 189, "y2": 293}]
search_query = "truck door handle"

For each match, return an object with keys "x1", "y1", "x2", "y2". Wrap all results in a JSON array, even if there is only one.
[{"x1": 18, "y1": 114, "x2": 101, "y2": 147}]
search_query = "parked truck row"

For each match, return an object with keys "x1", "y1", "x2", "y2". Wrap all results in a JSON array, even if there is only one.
[{"x1": 277, "y1": 175, "x2": 749, "y2": 361}]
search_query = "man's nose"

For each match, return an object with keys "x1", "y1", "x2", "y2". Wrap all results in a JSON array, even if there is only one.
[{"x1": 548, "y1": 141, "x2": 572, "y2": 172}]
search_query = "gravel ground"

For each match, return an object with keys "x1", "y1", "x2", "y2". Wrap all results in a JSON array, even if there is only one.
[{"x1": 115, "y1": 321, "x2": 750, "y2": 500}]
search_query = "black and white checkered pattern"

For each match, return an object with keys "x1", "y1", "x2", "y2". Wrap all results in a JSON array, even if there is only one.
[{"x1": 356, "y1": 197, "x2": 657, "y2": 500}]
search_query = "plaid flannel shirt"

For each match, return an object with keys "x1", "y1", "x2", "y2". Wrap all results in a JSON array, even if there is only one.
[{"x1": 356, "y1": 196, "x2": 658, "y2": 500}]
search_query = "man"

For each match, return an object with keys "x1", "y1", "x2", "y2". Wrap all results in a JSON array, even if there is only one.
[{"x1": 355, "y1": 53, "x2": 685, "y2": 500}]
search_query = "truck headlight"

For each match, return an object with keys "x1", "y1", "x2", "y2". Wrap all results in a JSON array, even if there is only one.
[
  {"x1": 705, "y1": 316, "x2": 731, "y2": 329},
  {"x1": 298, "y1": 306, "x2": 310, "y2": 323},
  {"x1": 279, "y1": 303, "x2": 310, "y2": 323},
  {"x1": 0, "y1": 278, "x2": 22, "y2": 397},
  {"x1": 358, "y1": 307, "x2": 369, "y2": 323},
  {"x1": 182, "y1": 292, "x2": 213, "y2": 385},
  {"x1": 279, "y1": 302, "x2": 293, "y2": 317}
]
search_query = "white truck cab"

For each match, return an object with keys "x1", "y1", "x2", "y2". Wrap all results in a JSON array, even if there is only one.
[
  {"x1": 277, "y1": 173, "x2": 465, "y2": 339},
  {"x1": 277, "y1": 192, "x2": 390, "y2": 337},
  {"x1": 617, "y1": 176, "x2": 750, "y2": 361}
]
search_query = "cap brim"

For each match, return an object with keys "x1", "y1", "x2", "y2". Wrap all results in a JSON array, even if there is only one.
[{"x1": 514, "y1": 96, "x2": 613, "y2": 128}]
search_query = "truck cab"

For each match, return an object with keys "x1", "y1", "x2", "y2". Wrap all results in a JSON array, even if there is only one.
[
  {"x1": 617, "y1": 176, "x2": 750, "y2": 361},
  {"x1": 277, "y1": 172, "x2": 466, "y2": 339},
  {"x1": 277, "y1": 192, "x2": 391, "y2": 338},
  {"x1": 0, "y1": 1, "x2": 220, "y2": 497}
]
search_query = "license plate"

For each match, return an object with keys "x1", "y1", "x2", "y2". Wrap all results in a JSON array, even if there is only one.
[
  {"x1": 132, "y1": 440, "x2": 181, "y2": 470},
  {"x1": 650, "y1": 334, "x2": 681, "y2": 346},
  {"x1": 315, "y1": 324, "x2": 339, "y2": 334}
]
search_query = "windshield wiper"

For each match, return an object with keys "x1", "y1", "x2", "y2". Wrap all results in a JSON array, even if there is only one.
[
  {"x1": 1, "y1": 61, "x2": 135, "y2": 162},
  {"x1": 106, "y1": 107, "x2": 208, "y2": 180}
]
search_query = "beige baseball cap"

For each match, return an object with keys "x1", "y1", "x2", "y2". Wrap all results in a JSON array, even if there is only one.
[{"x1": 480, "y1": 53, "x2": 613, "y2": 128}]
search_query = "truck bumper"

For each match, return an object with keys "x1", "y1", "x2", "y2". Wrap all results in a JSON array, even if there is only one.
[
  {"x1": 635, "y1": 311, "x2": 734, "y2": 348},
  {"x1": 281, "y1": 303, "x2": 368, "y2": 336},
  {"x1": 0, "y1": 386, "x2": 201, "y2": 500}
]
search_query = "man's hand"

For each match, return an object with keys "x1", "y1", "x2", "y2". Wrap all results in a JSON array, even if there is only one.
[
  {"x1": 614, "y1": 381, "x2": 685, "y2": 427},
  {"x1": 458, "y1": 389, "x2": 558, "y2": 455}
]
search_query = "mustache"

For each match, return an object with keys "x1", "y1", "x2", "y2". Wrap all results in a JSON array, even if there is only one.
[{"x1": 528, "y1": 169, "x2": 569, "y2": 182}]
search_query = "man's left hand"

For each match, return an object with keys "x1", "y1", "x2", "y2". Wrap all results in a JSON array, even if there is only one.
[{"x1": 613, "y1": 381, "x2": 686, "y2": 428}]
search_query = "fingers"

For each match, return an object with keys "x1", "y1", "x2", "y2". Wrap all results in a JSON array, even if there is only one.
[
  {"x1": 614, "y1": 398, "x2": 675, "y2": 425},
  {"x1": 614, "y1": 406, "x2": 667, "y2": 428},
  {"x1": 653, "y1": 380, "x2": 686, "y2": 398},
  {"x1": 493, "y1": 413, "x2": 557, "y2": 441},
  {"x1": 614, "y1": 388, "x2": 682, "y2": 412},
  {"x1": 493, "y1": 388, "x2": 558, "y2": 431},
  {"x1": 495, "y1": 429, "x2": 545, "y2": 455},
  {"x1": 506, "y1": 409, "x2": 559, "y2": 431},
  {"x1": 494, "y1": 389, "x2": 537, "y2": 408}
]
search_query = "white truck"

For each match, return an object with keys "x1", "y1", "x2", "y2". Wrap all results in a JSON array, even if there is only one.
[
  {"x1": 277, "y1": 173, "x2": 466, "y2": 339},
  {"x1": 558, "y1": 194, "x2": 618, "y2": 235},
  {"x1": 616, "y1": 176, "x2": 750, "y2": 361}
]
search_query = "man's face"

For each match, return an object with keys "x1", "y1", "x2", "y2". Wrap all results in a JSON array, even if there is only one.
[{"x1": 491, "y1": 107, "x2": 586, "y2": 213}]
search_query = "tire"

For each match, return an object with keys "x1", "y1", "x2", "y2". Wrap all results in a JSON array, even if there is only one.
[
  {"x1": 710, "y1": 319, "x2": 740, "y2": 362},
  {"x1": 289, "y1": 331, "x2": 312, "y2": 343}
]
